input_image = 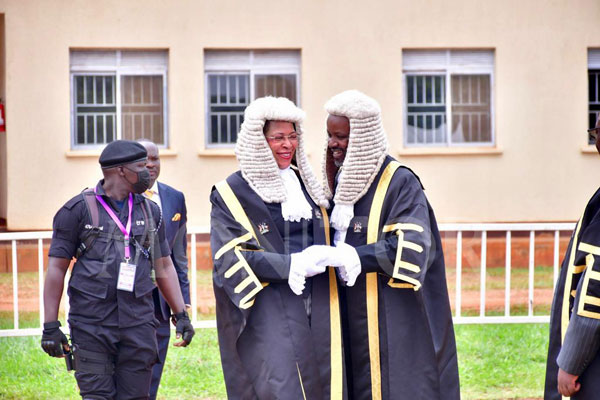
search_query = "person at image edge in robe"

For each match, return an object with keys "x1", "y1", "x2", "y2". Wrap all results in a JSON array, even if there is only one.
[
  {"x1": 209, "y1": 96, "x2": 347, "y2": 399},
  {"x1": 137, "y1": 139, "x2": 191, "y2": 400},
  {"x1": 545, "y1": 115, "x2": 600, "y2": 399},
  {"x1": 321, "y1": 90, "x2": 460, "y2": 399},
  {"x1": 41, "y1": 140, "x2": 194, "y2": 400}
]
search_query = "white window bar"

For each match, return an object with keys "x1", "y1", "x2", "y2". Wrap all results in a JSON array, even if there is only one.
[
  {"x1": 455, "y1": 231, "x2": 462, "y2": 318},
  {"x1": 480, "y1": 231, "x2": 487, "y2": 317},
  {"x1": 12, "y1": 240, "x2": 18, "y2": 330},
  {"x1": 38, "y1": 238, "x2": 44, "y2": 326},
  {"x1": 529, "y1": 231, "x2": 535, "y2": 317},
  {"x1": 505, "y1": 231, "x2": 511, "y2": 317},
  {"x1": 553, "y1": 230, "x2": 560, "y2": 288},
  {"x1": 190, "y1": 233, "x2": 197, "y2": 324}
]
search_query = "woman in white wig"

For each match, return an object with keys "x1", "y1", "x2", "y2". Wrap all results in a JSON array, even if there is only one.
[{"x1": 210, "y1": 97, "x2": 346, "y2": 400}]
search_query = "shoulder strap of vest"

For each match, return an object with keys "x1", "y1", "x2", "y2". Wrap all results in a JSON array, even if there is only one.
[
  {"x1": 75, "y1": 188, "x2": 101, "y2": 259},
  {"x1": 82, "y1": 188, "x2": 100, "y2": 227}
]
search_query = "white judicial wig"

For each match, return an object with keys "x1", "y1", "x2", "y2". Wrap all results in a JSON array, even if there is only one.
[
  {"x1": 323, "y1": 90, "x2": 389, "y2": 232},
  {"x1": 235, "y1": 96, "x2": 329, "y2": 217}
]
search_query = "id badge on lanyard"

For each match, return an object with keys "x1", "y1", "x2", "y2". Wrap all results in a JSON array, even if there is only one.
[
  {"x1": 117, "y1": 262, "x2": 136, "y2": 292},
  {"x1": 95, "y1": 189, "x2": 136, "y2": 292}
]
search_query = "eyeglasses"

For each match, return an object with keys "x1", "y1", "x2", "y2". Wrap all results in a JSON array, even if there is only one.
[
  {"x1": 588, "y1": 127, "x2": 600, "y2": 141},
  {"x1": 265, "y1": 133, "x2": 299, "y2": 144}
]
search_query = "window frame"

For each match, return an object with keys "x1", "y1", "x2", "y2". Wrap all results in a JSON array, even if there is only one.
[
  {"x1": 402, "y1": 51, "x2": 495, "y2": 148},
  {"x1": 204, "y1": 50, "x2": 301, "y2": 148},
  {"x1": 70, "y1": 50, "x2": 169, "y2": 150},
  {"x1": 588, "y1": 49, "x2": 600, "y2": 144}
]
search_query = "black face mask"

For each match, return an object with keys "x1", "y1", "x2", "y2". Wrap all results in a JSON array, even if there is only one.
[{"x1": 123, "y1": 167, "x2": 151, "y2": 194}]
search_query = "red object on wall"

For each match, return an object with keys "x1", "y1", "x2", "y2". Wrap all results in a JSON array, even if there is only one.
[{"x1": 0, "y1": 103, "x2": 5, "y2": 132}]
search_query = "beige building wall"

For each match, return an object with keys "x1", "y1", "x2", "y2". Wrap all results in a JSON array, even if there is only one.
[
  {"x1": 0, "y1": 13, "x2": 6, "y2": 221},
  {"x1": 0, "y1": 0, "x2": 599, "y2": 230}
]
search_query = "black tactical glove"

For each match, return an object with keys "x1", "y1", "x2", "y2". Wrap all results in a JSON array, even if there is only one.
[
  {"x1": 41, "y1": 321, "x2": 69, "y2": 357},
  {"x1": 172, "y1": 310, "x2": 195, "y2": 345}
]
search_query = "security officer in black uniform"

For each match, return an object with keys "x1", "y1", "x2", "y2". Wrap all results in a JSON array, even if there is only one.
[{"x1": 40, "y1": 140, "x2": 195, "y2": 400}]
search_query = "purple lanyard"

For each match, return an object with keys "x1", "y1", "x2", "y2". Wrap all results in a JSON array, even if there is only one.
[{"x1": 94, "y1": 188, "x2": 133, "y2": 260}]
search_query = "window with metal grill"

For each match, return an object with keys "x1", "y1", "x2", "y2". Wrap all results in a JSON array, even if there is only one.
[
  {"x1": 204, "y1": 50, "x2": 300, "y2": 147},
  {"x1": 70, "y1": 50, "x2": 168, "y2": 149},
  {"x1": 403, "y1": 50, "x2": 494, "y2": 147}
]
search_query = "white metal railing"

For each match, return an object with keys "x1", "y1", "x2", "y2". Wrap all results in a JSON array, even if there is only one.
[
  {"x1": 439, "y1": 223, "x2": 575, "y2": 324},
  {"x1": 0, "y1": 222, "x2": 576, "y2": 336}
]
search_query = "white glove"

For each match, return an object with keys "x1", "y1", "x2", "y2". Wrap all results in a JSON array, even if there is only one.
[
  {"x1": 288, "y1": 245, "x2": 342, "y2": 295},
  {"x1": 300, "y1": 245, "x2": 342, "y2": 276},
  {"x1": 288, "y1": 252, "x2": 307, "y2": 295},
  {"x1": 335, "y1": 242, "x2": 361, "y2": 287}
]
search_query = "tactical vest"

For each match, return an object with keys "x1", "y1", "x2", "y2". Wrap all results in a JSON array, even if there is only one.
[{"x1": 67, "y1": 188, "x2": 161, "y2": 327}]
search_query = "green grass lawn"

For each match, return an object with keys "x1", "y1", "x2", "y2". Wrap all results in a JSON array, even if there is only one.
[{"x1": 0, "y1": 323, "x2": 549, "y2": 400}]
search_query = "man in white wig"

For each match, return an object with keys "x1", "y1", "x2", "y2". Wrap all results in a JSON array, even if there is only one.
[
  {"x1": 210, "y1": 97, "x2": 346, "y2": 399},
  {"x1": 322, "y1": 90, "x2": 459, "y2": 399}
]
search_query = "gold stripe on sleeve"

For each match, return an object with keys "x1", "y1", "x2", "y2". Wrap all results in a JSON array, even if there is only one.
[
  {"x1": 215, "y1": 232, "x2": 254, "y2": 260},
  {"x1": 382, "y1": 223, "x2": 424, "y2": 233},
  {"x1": 579, "y1": 242, "x2": 600, "y2": 256},
  {"x1": 215, "y1": 180, "x2": 263, "y2": 309},
  {"x1": 573, "y1": 265, "x2": 587, "y2": 274},
  {"x1": 577, "y1": 255, "x2": 600, "y2": 319},
  {"x1": 366, "y1": 160, "x2": 401, "y2": 400}
]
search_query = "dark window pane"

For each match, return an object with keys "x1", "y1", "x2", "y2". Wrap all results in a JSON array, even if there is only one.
[
  {"x1": 229, "y1": 76, "x2": 237, "y2": 103},
  {"x1": 405, "y1": 75, "x2": 446, "y2": 145},
  {"x1": 239, "y1": 76, "x2": 247, "y2": 104},
  {"x1": 207, "y1": 74, "x2": 249, "y2": 143},
  {"x1": 211, "y1": 115, "x2": 218, "y2": 143},
  {"x1": 220, "y1": 115, "x2": 227, "y2": 142},
  {"x1": 85, "y1": 77, "x2": 94, "y2": 104},
  {"x1": 95, "y1": 77, "x2": 104, "y2": 104},
  {"x1": 106, "y1": 77, "x2": 114, "y2": 104},
  {"x1": 106, "y1": 115, "x2": 114, "y2": 142},
  {"x1": 76, "y1": 76, "x2": 84, "y2": 104},
  {"x1": 96, "y1": 115, "x2": 104, "y2": 143},
  {"x1": 209, "y1": 75, "x2": 218, "y2": 104},
  {"x1": 77, "y1": 115, "x2": 85, "y2": 144},
  {"x1": 230, "y1": 114, "x2": 237, "y2": 143},
  {"x1": 425, "y1": 77, "x2": 432, "y2": 103},
  {"x1": 435, "y1": 76, "x2": 443, "y2": 103},
  {"x1": 219, "y1": 76, "x2": 227, "y2": 104},
  {"x1": 86, "y1": 115, "x2": 94, "y2": 143}
]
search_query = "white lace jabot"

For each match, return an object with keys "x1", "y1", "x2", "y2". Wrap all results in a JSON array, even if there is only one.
[{"x1": 279, "y1": 167, "x2": 313, "y2": 222}]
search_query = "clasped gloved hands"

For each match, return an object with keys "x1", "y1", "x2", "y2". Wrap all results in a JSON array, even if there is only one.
[
  {"x1": 41, "y1": 320, "x2": 70, "y2": 357},
  {"x1": 288, "y1": 243, "x2": 362, "y2": 295}
]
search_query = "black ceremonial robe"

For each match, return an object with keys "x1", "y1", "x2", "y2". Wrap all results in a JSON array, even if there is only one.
[
  {"x1": 545, "y1": 188, "x2": 600, "y2": 400},
  {"x1": 338, "y1": 156, "x2": 460, "y2": 400},
  {"x1": 210, "y1": 170, "x2": 346, "y2": 400}
]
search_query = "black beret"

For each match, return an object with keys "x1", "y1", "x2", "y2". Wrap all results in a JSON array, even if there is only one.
[{"x1": 99, "y1": 140, "x2": 147, "y2": 169}]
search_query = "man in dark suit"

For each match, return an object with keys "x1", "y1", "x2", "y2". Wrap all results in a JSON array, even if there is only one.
[{"x1": 139, "y1": 140, "x2": 191, "y2": 400}]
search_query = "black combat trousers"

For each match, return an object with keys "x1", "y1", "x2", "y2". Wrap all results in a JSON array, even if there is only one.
[{"x1": 70, "y1": 320, "x2": 159, "y2": 400}]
